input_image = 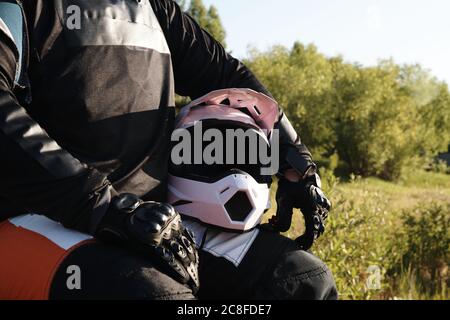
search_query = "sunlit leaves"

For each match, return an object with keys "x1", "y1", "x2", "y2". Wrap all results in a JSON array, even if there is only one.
[{"x1": 245, "y1": 43, "x2": 450, "y2": 180}]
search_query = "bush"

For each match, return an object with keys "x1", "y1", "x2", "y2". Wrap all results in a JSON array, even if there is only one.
[
  {"x1": 293, "y1": 169, "x2": 449, "y2": 300},
  {"x1": 313, "y1": 186, "x2": 394, "y2": 299},
  {"x1": 387, "y1": 203, "x2": 449, "y2": 298},
  {"x1": 429, "y1": 160, "x2": 450, "y2": 175}
]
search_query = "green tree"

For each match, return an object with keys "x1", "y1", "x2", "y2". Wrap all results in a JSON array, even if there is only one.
[
  {"x1": 332, "y1": 61, "x2": 421, "y2": 179},
  {"x1": 205, "y1": 6, "x2": 227, "y2": 47},
  {"x1": 245, "y1": 43, "x2": 448, "y2": 180},
  {"x1": 399, "y1": 65, "x2": 450, "y2": 157},
  {"x1": 245, "y1": 43, "x2": 336, "y2": 158},
  {"x1": 187, "y1": 0, "x2": 209, "y2": 26},
  {"x1": 175, "y1": 0, "x2": 187, "y2": 11},
  {"x1": 177, "y1": 0, "x2": 227, "y2": 48}
]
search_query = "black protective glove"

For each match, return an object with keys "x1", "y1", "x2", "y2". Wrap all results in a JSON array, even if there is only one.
[
  {"x1": 268, "y1": 109, "x2": 331, "y2": 250},
  {"x1": 95, "y1": 194, "x2": 200, "y2": 293},
  {"x1": 269, "y1": 173, "x2": 331, "y2": 251}
]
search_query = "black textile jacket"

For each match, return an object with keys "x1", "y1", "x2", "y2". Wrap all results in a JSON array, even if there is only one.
[{"x1": 0, "y1": 0, "x2": 312, "y2": 234}]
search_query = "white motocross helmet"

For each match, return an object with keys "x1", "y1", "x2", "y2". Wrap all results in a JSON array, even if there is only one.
[{"x1": 168, "y1": 89, "x2": 279, "y2": 232}]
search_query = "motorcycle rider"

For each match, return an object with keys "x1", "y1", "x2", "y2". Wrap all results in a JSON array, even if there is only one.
[{"x1": 0, "y1": 0, "x2": 337, "y2": 299}]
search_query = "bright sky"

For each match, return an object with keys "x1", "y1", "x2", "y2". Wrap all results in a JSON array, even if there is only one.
[{"x1": 203, "y1": 0, "x2": 450, "y2": 85}]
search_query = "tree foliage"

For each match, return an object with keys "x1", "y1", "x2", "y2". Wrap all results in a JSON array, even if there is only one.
[
  {"x1": 175, "y1": 0, "x2": 227, "y2": 47},
  {"x1": 173, "y1": 3, "x2": 449, "y2": 180},
  {"x1": 245, "y1": 43, "x2": 450, "y2": 180}
]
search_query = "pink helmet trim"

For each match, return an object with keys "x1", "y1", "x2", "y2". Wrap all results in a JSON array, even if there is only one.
[
  {"x1": 177, "y1": 88, "x2": 279, "y2": 134},
  {"x1": 176, "y1": 105, "x2": 260, "y2": 132}
]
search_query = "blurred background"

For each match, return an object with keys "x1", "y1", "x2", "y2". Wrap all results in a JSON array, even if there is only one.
[{"x1": 175, "y1": 0, "x2": 449, "y2": 300}]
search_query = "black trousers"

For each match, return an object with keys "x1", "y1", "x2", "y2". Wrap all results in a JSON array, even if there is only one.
[{"x1": 50, "y1": 229, "x2": 338, "y2": 300}]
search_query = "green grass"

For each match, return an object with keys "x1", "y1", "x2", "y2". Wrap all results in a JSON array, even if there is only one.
[{"x1": 265, "y1": 171, "x2": 450, "y2": 300}]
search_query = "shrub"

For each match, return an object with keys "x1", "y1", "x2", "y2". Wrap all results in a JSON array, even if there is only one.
[{"x1": 387, "y1": 203, "x2": 449, "y2": 298}]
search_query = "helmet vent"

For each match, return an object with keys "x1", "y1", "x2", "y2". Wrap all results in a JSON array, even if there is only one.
[
  {"x1": 220, "y1": 187, "x2": 230, "y2": 194},
  {"x1": 225, "y1": 191, "x2": 253, "y2": 222},
  {"x1": 253, "y1": 105, "x2": 262, "y2": 116},
  {"x1": 220, "y1": 98, "x2": 231, "y2": 106},
  {"x1": 236, "y1": 107, "x2": 252, "y2": 118}
]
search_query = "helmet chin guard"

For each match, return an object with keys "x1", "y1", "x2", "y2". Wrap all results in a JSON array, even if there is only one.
[
  {"x1": 168, "y1": 172, "x2": 270, "y2": 231},
  {"x1": 169, "y1": 89, "x2": 278, "y2": 232}
]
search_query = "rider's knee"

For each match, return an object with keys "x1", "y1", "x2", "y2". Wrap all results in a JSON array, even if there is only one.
[{"x1": 261, "y1": 250, "x2": 338, "y2": 300}]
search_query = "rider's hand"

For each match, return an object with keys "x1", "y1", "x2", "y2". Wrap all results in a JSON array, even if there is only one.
[
  {"x1": 95, "y1": 194, "x2": 200, "y2": 293},
  {"x1": 269, "y1": 172, "x2": 331, "y2": 251}
]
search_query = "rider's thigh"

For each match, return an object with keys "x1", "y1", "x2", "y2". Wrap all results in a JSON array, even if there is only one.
[
  {"x1": 50, "y1": 242, "x2": 196, "y2": 300},
  {"x1": 254, "y1": 244, "x2": 338, "y2": 300},
  {"x1": 197, "y1": 229, "x2": 337, "y2": 300}
]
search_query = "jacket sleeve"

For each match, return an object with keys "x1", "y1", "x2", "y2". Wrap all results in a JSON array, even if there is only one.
[
  {"x1": 0, "y1": 13, "x2": 112, "y2": 233},
  {"x1": 150, "y1": 0, "x2": 271, "y2": 99}
]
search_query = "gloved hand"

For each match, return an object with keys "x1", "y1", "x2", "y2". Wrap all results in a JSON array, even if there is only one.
[
  {"x1": 95, "y1": 193, "x2": 200, "y2": 293},
  {"x1": 269, "y1": 173, "x2": 331, "y2": 251}
]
